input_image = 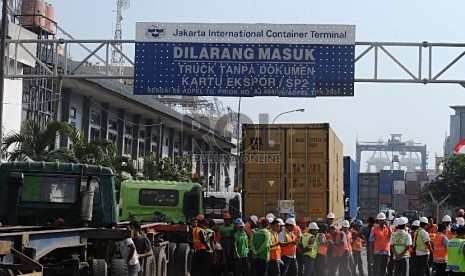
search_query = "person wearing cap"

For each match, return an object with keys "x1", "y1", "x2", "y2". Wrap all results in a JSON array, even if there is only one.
[
  {"x1": 432, "y1": 224, "x2": 449, "y2": 276},
  {"x1": 369, "y1": 212, "x2": 392, "y2": 276},
  {"x1": 234, "y1": 219, "x2": 250, "y2": 276},
  {"x1": 446, "y1": 225, "x2": 465, "y2": 275},
  {"x1": 457, "y1": 217, "x2": 465, "y2": 227},
  {"x1": 247, "y1": 215, "x2": 259, "y2": 238},
  {"x1": 414, "y1": 217, "x2": 434, "y2": 276},
  {"x1": 409, "y1": 220, "x2": 420, "y2": 276},
  {"x1": 301, "y1": 222, "x2": 319, "y2": 276},
  {"x1": 220, "y1": 212, "x2": 234, "y2": 275},
  {"x1": 341, "y1": 220, "x2": 355, "y2": 276},
  {"x1": 192, "y1": 214, "x2": 211, "y2": 276},
  {"x1": 269, "y1": 219, "x2": 283, "y2": 276},
  {"x1": 448, "y1": 223, "x2": 459, "y2": 240},
  {"x1": 390, "y1": 217, "x2": 412, "y2": 276},
  {"x1": 280, "y1": 217, "x2": 298, "y2": 276},
  {"x1": 314, "y1": 223, "x2": 329, "y2": 275},
  {"x1": 442, "y1": 215, "x2": 452, "y2": 237},
  {"x1": 327, "y1": 225, "x2": 351, "y2": 276},
  {"x1": 352, "y1": 220, "x2": 365, "y2": 276},
  {"x1": 296, "y1": 217, "x2": 307, "y2": 276},
  {"x1": 251, "y1": 217, "x2": 271, "y2": 276}
]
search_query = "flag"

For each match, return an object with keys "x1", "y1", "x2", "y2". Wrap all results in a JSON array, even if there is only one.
[{"x1": 454, "y1": 139, "x2": 465, "y2": 153}]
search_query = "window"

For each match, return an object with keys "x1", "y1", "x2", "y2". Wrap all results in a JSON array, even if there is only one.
[
  {"x1": 140, "y1": 129, "x2": 146, "y2": 140},
  {"x1": 138, "y1": 189, "x2": 179, "y2": 206},
  {"x1": 125, "y1": 123, "x2": 133, "y2": 135},
  {"x1": 70, "y1": 107, "x2": 77, "y2": 119},
  {"x1": 152, "y1": 134, "x2": 159, "y2": 144},
  {"x1": 108, "y1": 118, "x2": 118, "y2": 131},
  {"x1": 205, "y1": 197, "x2": 226, "y2": 209},
  {"x1": 20, "y1": 175, "x2": 101, "y2": 204},
  {"x1": 90, "y1": 110, "x2": 101, "y2": 126},
  {"x1": 124, "y1": 136, "x2": 132, "y2": 155},
  {"x1": 108, "y1": 132, "x2": 117, "y2": 144},
  {"x1": 90, "y1": 127, "x2": 101, "y2": 141},
  {"x1": 138, "y1": 141, "x2": 145, "y2": 158},
  {"x1": 165, "y1": 137, "x2": 169, "y2": 146}
]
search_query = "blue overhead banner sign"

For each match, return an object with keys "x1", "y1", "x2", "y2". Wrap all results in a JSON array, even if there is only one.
[{"x1": 134, "y1": 23, "x2": 355, "y2": 97}]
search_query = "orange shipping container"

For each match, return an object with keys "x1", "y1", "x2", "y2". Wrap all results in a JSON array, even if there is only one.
[{"x1": 241, "y1": 123, "x2": 344, "y2": 223}]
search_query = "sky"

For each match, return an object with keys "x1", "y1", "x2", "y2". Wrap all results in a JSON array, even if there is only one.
[{"x1": 47, "y1": 0, "x2": 465, "y2": 169}]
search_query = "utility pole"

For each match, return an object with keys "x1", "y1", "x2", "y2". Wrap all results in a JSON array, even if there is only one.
[{"x1": 0, "y1": 0, "x2": 9, "y2": 145}]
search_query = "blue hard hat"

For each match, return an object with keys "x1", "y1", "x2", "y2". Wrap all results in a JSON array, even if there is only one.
[
  {"x1": 286, "y1": 213, "x2": 295, "y2": 219},
  {"x1": 355, "y1": 220, "x2": 363, "y2": 226},
  {"x1": 452, "y1": 223, "x2": 459, "y2": 230},
  {"x1": 234, "y1": 218, "x2": 243, "y2": 225}
]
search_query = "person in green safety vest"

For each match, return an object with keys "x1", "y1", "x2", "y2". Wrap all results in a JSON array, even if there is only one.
[
  {"x1": 446, "y1": 226, "x2": 465, "y2": 275},
  {"x1": 301, "y1": 222, "x2": 319, "y2": 276},
  {"x1": 414, "y1": 216, "x2": 434, "y2": 276},
  {"x1": 390, "y1": 217, "x2": 412, "y2": 276}
]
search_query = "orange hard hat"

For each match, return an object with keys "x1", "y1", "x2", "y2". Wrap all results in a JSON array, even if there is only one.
[
  {"x1": 223, "y1": 212, "x2": 232, "y2": 219},
  {"x1": 195, "y1": 214, "x2": 205, "y2": 221}
]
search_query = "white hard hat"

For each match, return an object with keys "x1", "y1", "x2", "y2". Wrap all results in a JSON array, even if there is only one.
[
  {"x1": 215, "y1": 243, "x2": 222, "y2": 250},
  {"x1": 267, "y1": 217, "x2": 274, "y2": 223},
  {"x1": 457, "y1": 217, "x2": 465, "y2": 226},
  {"x1": 393, "y1": 218, "x2": 399, "y2": 227},
  {"x1": 412, "y1": 220, "x2": 420, "y2": 227},
  {"x1": 401, "y1": 216, "x2": 409, "y2": 224},
  {"x1": 327, "y1": 212, "x2": 335, "y2": 219},
  {"x1": 275, "y1": 218, "x2": 285, "y2": 226},
  {"x1": 420, "y1": 217, "x2": 428, "y2": 224},
  {"x1": 397, "y1": 217, "x2": 407, "y2": 225},
  {"x1": 377, "y1": 212, "x2": 386, "y2": 220},
  {"x1": 308, "y1": 222, "x2": 319, "y2": 230},
  {"x1": 266, "y1": 213, "x2": 276, "y2": 220},
  {"x1": 442, "y1": 215, "x2": 452, "y2": 222},
  {"x1": 285, "y1": 218, "x2": 296, "y2": 226},
  {"x1": 250, "y1": 215, "x2": 258, "y2": 225},
  {"x1": 341, "y1": 220, "x2": 350, "y2": 228}
]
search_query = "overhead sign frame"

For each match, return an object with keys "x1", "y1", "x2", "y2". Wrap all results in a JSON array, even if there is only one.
[{"x1": 134, "y1": 23, "x2": 355, "y2": 97}]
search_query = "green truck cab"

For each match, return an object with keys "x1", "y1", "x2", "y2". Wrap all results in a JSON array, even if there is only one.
[
  {"x1": 119, "y1": 180, "x2": 204, "y2": 224},
  {"x1": 0, "y1": 161, "x2": 117, "y2": 227}
]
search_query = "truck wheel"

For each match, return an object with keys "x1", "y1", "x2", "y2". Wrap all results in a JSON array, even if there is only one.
[
  {"x1": 91, "y1": 259, "x2": 108, "y2": 276},
  {"x1": 110, "y1": 259, "x2": 128, "y2": 276},
  {"x1": 167, "y1": 242, "x2": 177, "y2": 276},
  {"x1": 144, "y1": 255, "x2": 155, "y2": 276},
  {"x1": 174, "y1": 243, "x2": 192, "y2": 276},
  {"x1": 155, "y1": 248, "x2": 167, "y2": 276}
]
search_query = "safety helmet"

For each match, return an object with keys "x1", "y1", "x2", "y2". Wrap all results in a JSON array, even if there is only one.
[
  {"x1": 285, "y1": 218, "x2": 296, "y2": 226},
  {"x1": 452, "y1": 223, "x2": 459, "y2": 230},
  {"x1": 308, "y1": 222, "x2": 319, "y2": 230},
  {"x1": 234, "y1": 218, "x2": 243, "y2": 225},
  {"x1": 397, "y1": 217, "x2": 407, "y2": 225},
  {"x1": 249, "y1": 215, "x2": 258, "y2": 225},
  {"x1": 419, "y1": 217, "x2": 429, "y2": 224},
  {"x1": 327, "y1": 212, "x2": 335, "y2": 219},
  {"x1": 267, "y1": 217, "x2": 274, "y2": 223},
  {"x1": 393, "y1": 218, "x2": 399, "y2": 227},
  {"x1": 442, "y1": 215, "x2": 452, "y2": 222},
  {"x1": 412, "y1": 220, "x2": 420, "y2": 227},
  {"x1": 401, "y1": 217, "x2": 409, "y2": 224},
  {"x1": 341, "y1": 220, "x2": 350, "y2": 228},
  {"x1": 195, "y1": 214, "x2": 205, "y2": 221},
  {"x1": 275, "y1": 218, "x2": 285, "y2": 226},
  {"x1": 355, "y1": 220, "x2": 363, "y2": 226},
  {"x1": 258, "y1": 217, "x2": 269, "y2": 225},
  {"x1": 215, "y1": 243, "x2": 222, "y2": 251},
  {"x1": 376, "y1": 212, "x2": 386, "y2": 220},
  {"x1": 266, "y1": 213, "x2": 276, "y2": 220},
  {"x1": 287, "y1": 213, "x2": 295, "y2": 219},
  {"x1": 459, "y1": 209, "x2": 465, "y2": 216},
  {"x1": 223, "y1": 212, "x2": 232, "y2": 220},
  {"x1": 299, "y1": 217, "x2": 308, "y2": 224},
  {"x1": 457, "y1": 217, "x2": 465, "y2": 226}
]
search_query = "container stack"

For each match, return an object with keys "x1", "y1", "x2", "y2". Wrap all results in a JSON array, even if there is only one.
[
  {"x1": 405, "y1": 172, "x2": 427, "y2": 210},
  {"x1": 379, "y1": 170, "x2": 404, "y2": 209}
]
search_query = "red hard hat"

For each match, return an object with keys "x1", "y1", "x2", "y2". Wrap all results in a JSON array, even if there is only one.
[
  {"x1": 195, "y1": 214, "x2": 205, "y2": 221},
  {"x1": 223, "y1": 212, "x2": 232, "y2": 219},
  {"x1": 258, "y1": 217, "x2": 269, "y2": 224},
  {"x1": 299, "y1": 217, "x2": 308, "y2": 224},
  {"x1": 459, "y1": 209, "x2": 465, "y2": 216}
]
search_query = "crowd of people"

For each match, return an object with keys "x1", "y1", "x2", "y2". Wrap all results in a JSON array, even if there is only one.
[{"x1": 190, "y1": 209, "x2": 465, "y2": 276}]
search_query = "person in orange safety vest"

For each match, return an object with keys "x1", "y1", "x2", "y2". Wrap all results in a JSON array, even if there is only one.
[
  {"x1": 327, "y1": 225, "x2": 351, "y2": 276},
  {"x1": 369, "y1": 212, "x2": 392, "y2": 276},
  {"x1": 351, "y1": 220, "x2": 365, "y2": 276},
  {"x1": 433, "y1": 224, "x2": 449, "y2": 276},
  {"x1": 192, "y1": 214, "x2": 211, "y2": 276}
]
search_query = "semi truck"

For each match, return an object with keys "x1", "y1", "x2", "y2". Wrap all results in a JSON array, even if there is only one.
[
  {"x1": 241, "y1": 123, "x2": 345, "y2": 223},
  {"x1": 0, "y1": 161, "x2": 202, "y2": 276}
]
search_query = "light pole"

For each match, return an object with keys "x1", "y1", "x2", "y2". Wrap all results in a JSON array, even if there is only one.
[{"x1": 272, "y1": 109, "x2": 305, "y2": 124}]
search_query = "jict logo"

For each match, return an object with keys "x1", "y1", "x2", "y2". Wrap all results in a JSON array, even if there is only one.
[{"x1": 145, "y1": 25, "x2": 165, "y2": 38}]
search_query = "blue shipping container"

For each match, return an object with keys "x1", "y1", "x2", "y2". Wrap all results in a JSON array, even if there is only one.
[
  {"x1": 379, "y1": 182, "x2": 392, "y2": 195},
  {"x1": 344, "y1": 156, "x2": 359, "y2": 219},
  {"x1": 380, "y1": 170, "x2": 392, "y2": 184},
  {"x1": 393, "y1": 170, "x2": 405, "y2": 181}
]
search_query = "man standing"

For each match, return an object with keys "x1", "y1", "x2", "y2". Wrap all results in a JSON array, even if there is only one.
[
  {"x1": 234, "y1": 219, "x2": 249, "y2": 276},
  {"x1": 251, "y1": 217, "x2": 271, "y2": 276},
  {"x1": 301, "y1": 222, "x2": 319, "y2": 276},
  {"x1": 220, "y1": 212, "x2": 234, "y2": 275},
  {"x1": 128, "y1": 221, "x2": 153, "y2": 275},
  {"x1": 327, "y1": 225, "x2": 352, "y2": 276},
  {"x1": 390, "y1": 217, "x2": 412, "y2": 276},
  {"x1": 352, "y1": 220, "x2": 365, "y2": 276},
  {"x1": 369, "y1": 212, "x2": 392, "y2": 276},
  {"x1": 269, "y1": 219, "x2": 283, "y2": 276},
  {"x1": 432, "y1": 224, "x2": 449, "y2": 276},
  {"x1": 362, "y1": 217, "x2": 376, "y2": 276},
  {"x1": 280, "y1": 218, "x2": 298, "y2": 276},
  {"x1": 119, "y1": 224, "x2": 140, "y2": 276},
  {"x1": 341, "y1": 220, "x2": 355, "y2": 276},
  {"x1": 193, "y1": 214, "x2": 211, "y2": 276},
  {"x1": 314, "y1": 223, "x2": 328, "y2": 274},
  {"x1": 446, "y1": 225, "x2": 465, "y2": 275},
  {"x1": 414, "y1": 217, "x2": 433, "y2": 276}
]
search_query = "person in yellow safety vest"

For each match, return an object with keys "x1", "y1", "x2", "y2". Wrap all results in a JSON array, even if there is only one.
[
  {"x1": 442, "y1": 215, "x2": 452, "y2": 236},
  {"x1": 414, "y1": 216, "x2": 434, "y2": 276},
  {"x1": 433, "y1": 224, "x2": 449, "y2": 276},
  {"x1": 446, "y1": 225, "x2": 465, "y2": 275},
  {"x1": 268, "y1": 218, "x2": 283, "y2": 276},
  {"x1": 390, "y1": 217, "x2": 412, "y2": 276},
  {"x1": 341, "y1": 220, "x2": 355, "y2": 276},
  {"x1": 387, "y1": 218, "x2": 400, "y2": 276},
  {"x1": 448, "y1": 223, "x2": 459, "y2": 240},
  {"x1": 314, "y1": 223, "x2": 328, "y2": 275},
  {"x1": 351, "y1": 220, "x2": 365, "y2": 276},
  {"x1": 301, "y1": 222, "x2": 319, "y2": 276},
  {"x1": 192, "y1": 214, "x2": 211, "y2": 276}
]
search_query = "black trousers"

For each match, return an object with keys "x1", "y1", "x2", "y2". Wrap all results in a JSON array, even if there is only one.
[
  {"x1": 414, "y1": 255, "x2": 430, "y2": 276},
  {"x1": 268, "y1": 260, "x2": 281, "y2": 276},
  {"x1": 433, "y1": 262, "x2": 446, "y2": 276},
  {"x1": 314, "y1": 253, "x2": 327, "y2": 275},
  {"x1": 373, "y1": 254, "x2": 389, "y2": 276},
  {"x1": 353, "y1": 250, "x2": 364, "y2": 275},
  {"x1": 192, "y1": 250, "x2": 211, "y2": 276},
  {"x1": 367, "y1": 244, "x2": 373, "y2": 276},
  {"x1": 393, "y1": 258, "x2": 408, "y2": 276},
  {"x1": 328, "y1": 254, "x2": 352, "y2": 276}
]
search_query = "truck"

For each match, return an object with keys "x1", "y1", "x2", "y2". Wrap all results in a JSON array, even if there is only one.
[
  {"x1": 203, "y1": 191, "x2": 242, "y2": 220},
  {"x1": 242, "y1": 123, "x2": 344, "y2": 223},
  {"x1": 0, "y1": 161, "x2": 202, "y2": 276}
]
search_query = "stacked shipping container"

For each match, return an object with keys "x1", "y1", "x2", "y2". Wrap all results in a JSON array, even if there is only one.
[
  {"x1": 242, "y1": 123, "x2": 344, "y2": 222},
  {"x1": 343, "y1": 157, "x2": 359, "y2": 219},
  {"x1": 358, "y1": 173, "x2": 380, "y2": 222}
]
